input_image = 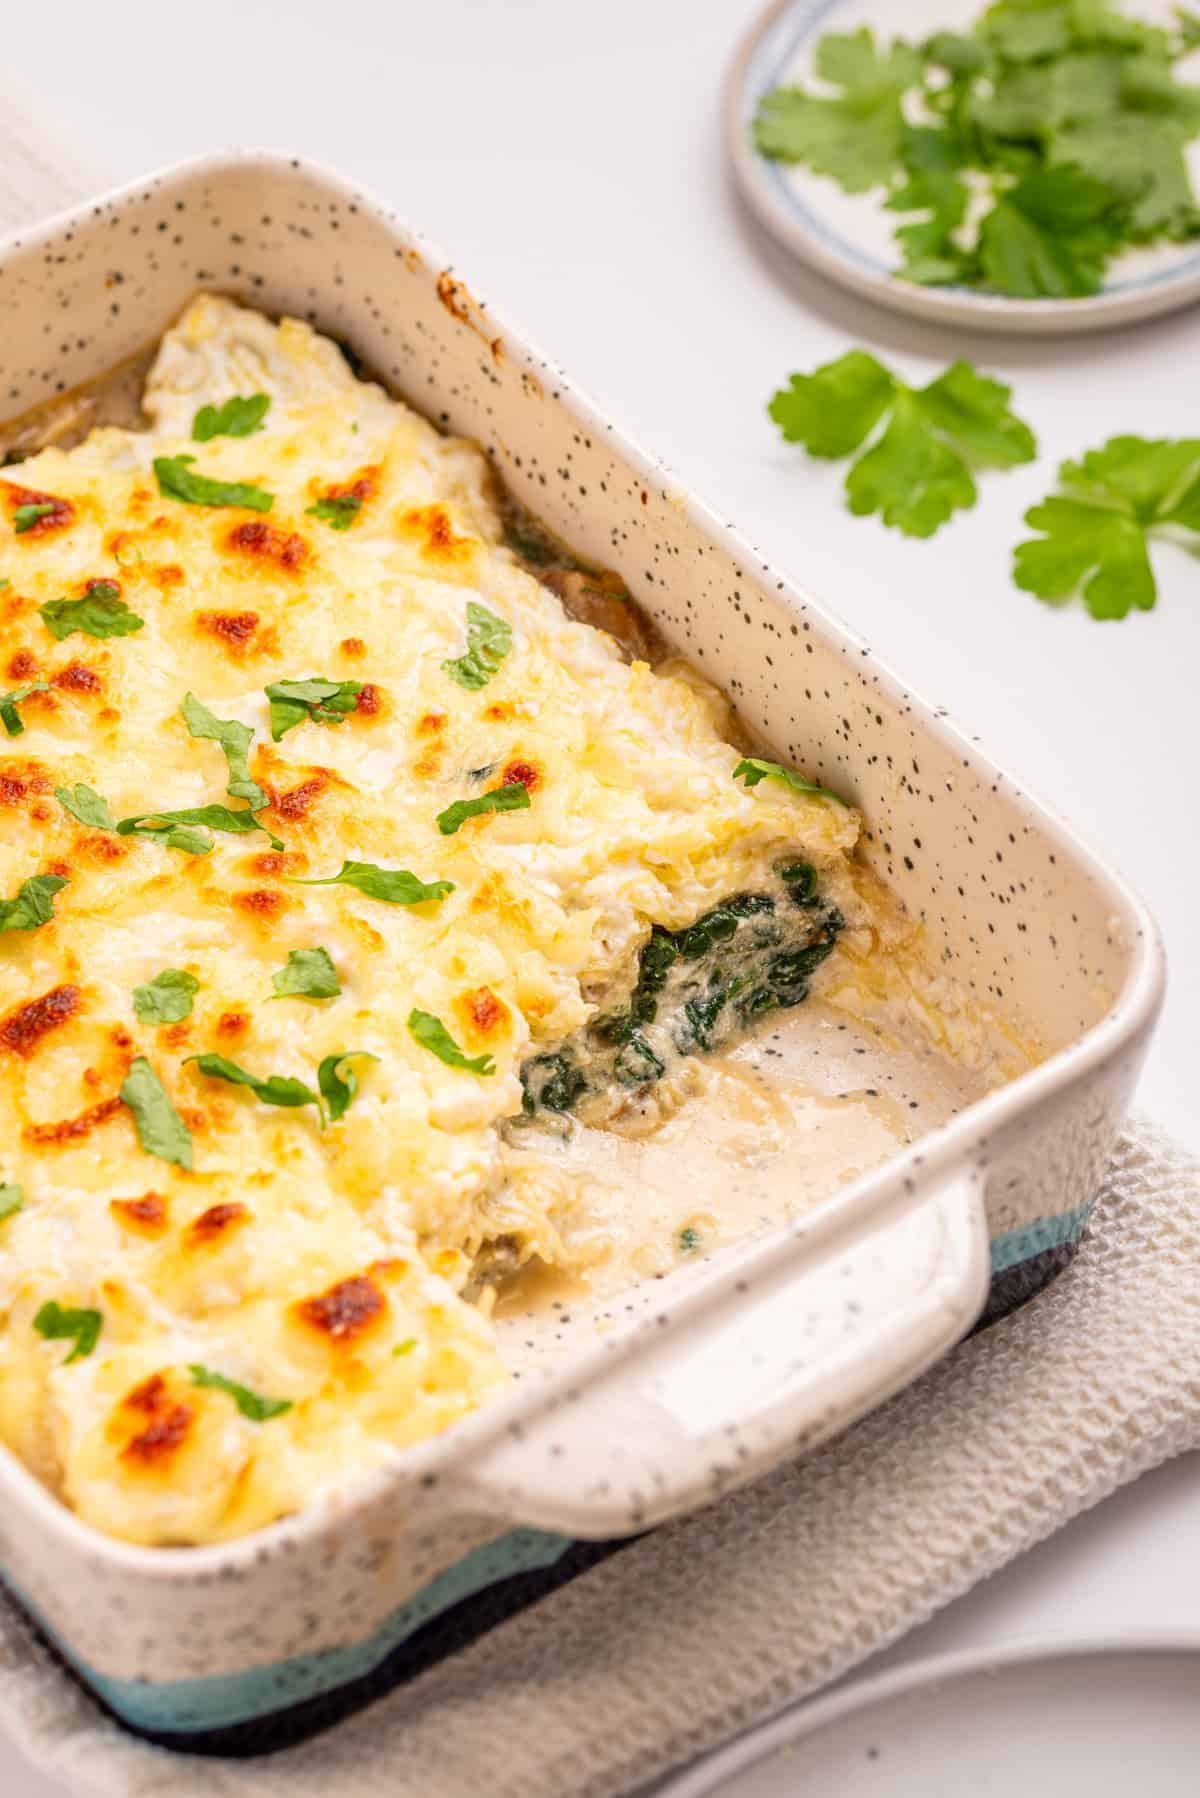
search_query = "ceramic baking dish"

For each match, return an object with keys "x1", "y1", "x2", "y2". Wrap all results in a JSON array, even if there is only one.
[{"x1": 0, "y1": 153, "x2": 1164, "y2": 1752}]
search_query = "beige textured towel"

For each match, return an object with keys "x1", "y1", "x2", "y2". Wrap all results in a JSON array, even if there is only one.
[
  {"x1": 1, "y1": 118, "x2": 1197, "y2": 1798},
  {"x1": 0, "y1": 1120, "x2": 1194, "y2": 1796}
]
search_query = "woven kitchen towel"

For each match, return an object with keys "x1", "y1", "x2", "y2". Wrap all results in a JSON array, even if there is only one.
[{"x1": 0, "y1": 1117, "x2": 1194, "y2": 1798}]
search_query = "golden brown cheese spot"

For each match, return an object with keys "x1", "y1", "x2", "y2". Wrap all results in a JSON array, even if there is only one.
[
  {"x1": 0, "y1": 775, "x2": 28, "y2": 807},
  {"x1": 271, "y1": 774, "x2": 329, "y2": 823},
  {"x1": 0, "y1": 984, "x2": 81, "y2": 1058},
  {"x1": 24, "y1": 1094, "x2": 124, "y2": 1146},
  {"x1": 0, "y1": 760, "x2": 51, "y2": 804},
  {"x1": 501, "y1": 757, "x2": 541, "y2": 794},
  {"x1": 6, "y1": 649, "x2": 39, "y2": 682},
  {"x1": 458, "y1": 984, "x2": 508, "y2": 1041},
  {"x1": 194, "y1": 610, "x2": 267, "y2": 656},
  {"x1": 161, "y1": 1021, "x2": 191, "y2": 1051},
  {"x1": 215, "y1": 1011, "x2": 249, "y2": 1042},
  {"x1": 416, "y1": 711, "x2": 446, "y2": 737},
  {"x1": 31, "y1": 801, "x2": 54, "y2": 824},
  {"x1": 51, "y1": 661, "x2": 102, "y2": 695},
  {"x1": 233, "y1": 887, "x2": 289, "y2": 922},
  {"x1": 1, "y1": 478, "x2": 74, "y2": 538},
  {"x1": 225, "y1": 519, "x2": 309, "y2": 573},
  {"x1": 398, "y1": 504, "x2": 473, "y2": 563},
  {"x1": 76, "y1": 831, "x2": 129, "y2": 865},
  {"x1": 246, "y1": 849, "x2": 307, "y2": 878},
  {"x1": 185, "y1": 1201, "x2": 250, "y2": 1248},
  {"x1": 339, "y1": 636, "x2": 366, "y2": 659},
  {"x1": 117, "y1": 1375, "x2": 195, "y2": 1469},
  {"x1": 110, "y1": 1193, "x2": 169, "y2": 1237},
  {"x1": 149, "y1": 562, "x2": 185, "y2": 591},
  {"x1": 296, "y1": 1274, "x2": 386, "y2": 1344},
  {"x1": 355, "y1": 682, "x2": 382, "y2": 718}
]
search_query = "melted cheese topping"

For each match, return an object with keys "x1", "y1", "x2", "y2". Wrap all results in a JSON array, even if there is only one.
[{"x1": 0, "y1": 296, "x2": 884, "y2": 1545}]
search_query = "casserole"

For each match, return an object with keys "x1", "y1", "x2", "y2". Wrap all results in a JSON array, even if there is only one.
[{"x1": 0, "y1": 153, "x2": 1164, "y2": 1748}]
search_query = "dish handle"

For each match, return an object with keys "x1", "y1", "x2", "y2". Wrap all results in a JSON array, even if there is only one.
[{"x1": 455, "y1": 1163, "x2": 989, "y2": 1536}]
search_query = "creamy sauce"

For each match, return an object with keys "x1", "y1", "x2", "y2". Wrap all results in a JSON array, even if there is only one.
[{"x1": 493, "y1": 998, "x2": 987, "y2": 1323}]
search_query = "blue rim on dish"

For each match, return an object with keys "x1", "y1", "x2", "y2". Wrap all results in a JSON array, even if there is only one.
[
  {"x1": 0, "y1": 1216, "x2": 1091, "y2": 1754},
  {"x1": 725, "y1": 0, "x2": 1200, "y2": 334}
]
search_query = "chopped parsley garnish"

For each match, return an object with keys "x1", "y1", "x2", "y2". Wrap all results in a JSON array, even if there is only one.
[
  {"x1": 392, "y1": 1337, "x2": 417, "y2": 1357},
  {"x1": 181, "y1": 692, "x2": 267, "y2": 810},
  {"x1": 133, "y1": 968, "x2": 200, "y2": 1025},
  {"x1": 265, "y1": 677, "x2": 363, "y2": 742},
  {"x1": 442, "y1": 601, "x2": 513, "y2": 691},
  {"x1": 186, "y1": 1053, "x2": 323, "y2": 1120},
  {"x1": 191, "y1": 393, "x2": 271, "y2": 442},
  {"x1": 55, "y1": 784, "x2": 117, "y2": 830},
  {"x1": 752, "y1": 4, "x2": 1200, "y2": 297},
  {"x1": 120, "y1": 1056, "x2": 193, "y2": 1169},
  {"x1": 290, "y1": 861, "x2": 454, "y2": 905},
  {"x1": 407, "y1": 1009, "x2": 495, "y2": 1076},
  {"x1": 153, "y1": 455, "x2": 273, "y2": 512},
  {"x1": 1015, "y1": 434, "x2": 1200, "y2": 618},
  {"x1": 13, "y1": 503, "x2": 57, "y2": 534},
  {"x1": 436, "y1": 781, "x2": 531, "y2": 836},
  {"x1": 678, "y1": 1226, "x2": 702, "y2": 1253},
  {"x1": 305, "y1": 494, "x2": 362, "y2": 530},
  {"x1": 0, "y1": 680, "x2": 48, "y2": 736},
  {"x1": 0, "y1": 1185, "x2": 24, "y2": 1224},
  {"x1": 734, "y1": 757, "x2": 847, "y2": 806},
  {"x1": 33, "y1": 1300, "x2": 101, "y2": 1363},
  {"x1": 188, "y1": 1049, "x2": 372, "y2": 1126},
  {"x1": 188, "y1": 1365, "x2": 293, "y2": 1421},
  {"x1": 271, "y1": 946, "x2": 340, "y2": 1000},
  {"x1": 40, "y1": 581, "x2": 144, "y2": 641},
  {"x1": 768, "y1": 351, "x2": 1036, "y2": 537},
  {"x1": 117, "y1": 802, "x2": 280, "y2": 855},
  {"x1": 317, "y1": 1050, "x2": 377, "y2": 1122},
  {"x1": 0, "y1": 873, "x2": 67, "y2": 933}
]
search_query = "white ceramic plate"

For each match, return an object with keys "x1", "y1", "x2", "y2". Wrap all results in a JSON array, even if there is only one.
[
  {"x1": 660, "y1": 1636, "x2": 1200, "y2": 1795},
  {"x1": 725, "y1": 0, "x2": 1200, "y2": 335}
]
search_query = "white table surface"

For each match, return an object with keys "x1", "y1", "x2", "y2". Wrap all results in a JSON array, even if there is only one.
[{"x1": 2, "y1": 1, "x2": 1197, "y2": 1789}]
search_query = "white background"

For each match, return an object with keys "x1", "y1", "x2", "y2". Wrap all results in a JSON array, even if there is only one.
[{"x1": 2, "y1": 1, "x2": 1198, "y2": 1790}]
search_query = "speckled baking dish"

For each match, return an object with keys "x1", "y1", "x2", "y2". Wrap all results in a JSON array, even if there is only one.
[{"x1": 0, "y1": 153, "x2": 1164, "y2": 1752}]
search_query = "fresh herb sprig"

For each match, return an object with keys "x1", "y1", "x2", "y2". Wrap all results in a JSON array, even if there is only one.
[
  {"x1": 753, "y1": 2, "x2": 1200, "y2": 298},
  {"x1": 1015, "y1": 434, "x2": 1200, "y2": 617},
  {"x1": 769, "y1": 350, "x2": 1036, "y2": 537}
]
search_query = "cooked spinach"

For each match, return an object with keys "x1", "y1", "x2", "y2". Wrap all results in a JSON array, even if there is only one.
[{"x1": 518, "y1": 860, "x2": 842, "y2": 1120}]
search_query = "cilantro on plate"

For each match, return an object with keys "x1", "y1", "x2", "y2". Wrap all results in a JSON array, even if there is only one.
[
  {"x1": 752, "y1": 0, "x2": 1200, "y2": 298},
  {"x1": 182, "y1": 693, "x2": 268, "y2": 810},
  {"x1": 0, "y1": 1185, "x2": 24, "y2": 1224},
  {"x1": 1014, "y1": 434, "x2": 1200, "y2": 617},
  {"x1": 56, "y1": 784, "x2": 117, "y2": 830},
  {"x1": 733, "y1": 758, "x2": 847, "y2": 806},
  {"x1": 305, "y1": 494, "x2": 362, "y2": 530},
  {"x1": 768, "y1": 350, "x2": 1036, "y2": 537}
]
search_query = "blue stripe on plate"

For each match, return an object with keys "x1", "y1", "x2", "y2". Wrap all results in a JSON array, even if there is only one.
[{"x1": 989, "y1": 1201, "x2": 1095, "y2": 1274}]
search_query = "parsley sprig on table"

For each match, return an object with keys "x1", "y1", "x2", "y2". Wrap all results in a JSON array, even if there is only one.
[
  {"x1": 769, "y1": 350, "x2": 1036, "y2": 537},
  {"x1": 753, "y1": 0, "x2": 1200, "y2": 297},
  {"x1": 1015, "y1": 434, "x2": 1200, "y2": 616}
]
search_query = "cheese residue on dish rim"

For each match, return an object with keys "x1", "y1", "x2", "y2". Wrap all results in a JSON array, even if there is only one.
[{"x1": 0, "y1": 296, "x2": 1027, "y2": 1545}]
